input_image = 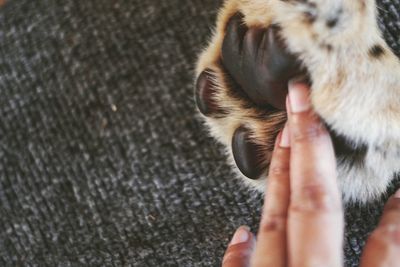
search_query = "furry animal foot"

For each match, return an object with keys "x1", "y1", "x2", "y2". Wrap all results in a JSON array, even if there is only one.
[{"x1": 195, "y1": 0, "x2": 400, "y2": 202}]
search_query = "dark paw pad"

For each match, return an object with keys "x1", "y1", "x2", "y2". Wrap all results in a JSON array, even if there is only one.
[
  {"x1": 195, "y1": 70, "x2": 226, "y2": 117},
  {"x1": 222, "y1": 14, "x2": 305, "y2": 110},
  {"x1": 232, "y1": 126, "x2": 268, "y2": 180}
]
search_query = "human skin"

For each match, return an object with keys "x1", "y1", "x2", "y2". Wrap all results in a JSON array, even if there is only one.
[{"x1": 221, "y1": 82, "x2": 400, "y2": 267}]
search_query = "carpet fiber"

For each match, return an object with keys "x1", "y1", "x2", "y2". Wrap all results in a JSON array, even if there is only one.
[{"x1": 0, "y1": 0, "x2": 400, "y2": 266}]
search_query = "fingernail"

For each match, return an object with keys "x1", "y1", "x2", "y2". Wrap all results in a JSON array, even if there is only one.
[
  {"x1": 286, "y1": 96, "x2": 290, "y2": 113},
  {"x1": 288, "y1": 80, "x2": 311, "y2": 113},
  {"x1": 229, "y1": 226, "x2": 250, "y2": 246},
  {"x1": 280, "y1": 123, "x2": 290, "y2": 148},
  {"x1": 394, "y1": 188, "x2": 400, "y2": 198}
]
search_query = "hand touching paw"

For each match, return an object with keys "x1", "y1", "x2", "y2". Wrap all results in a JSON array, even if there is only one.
[
  {"x1": 222, "y1": 83, "x2": 400, "y2": 267},
  {"x1": 196, "y1": 0, "x2": 400, "y2": 201}
]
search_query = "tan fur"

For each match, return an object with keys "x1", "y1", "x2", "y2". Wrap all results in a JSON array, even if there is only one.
[{"x1": 196, "y1": 0, "x2": 400, "y2": 202}]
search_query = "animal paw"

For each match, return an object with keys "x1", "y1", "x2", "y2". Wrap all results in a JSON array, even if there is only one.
[
  {"x1": 196, "y1": 0, "x2": 400, "y2": 202},
  {"x1": 195, "y1": 13, "x2": 303, "y2": 189}
]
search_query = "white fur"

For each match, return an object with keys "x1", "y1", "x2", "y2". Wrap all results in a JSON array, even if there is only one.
[{"x1": 196, "y1": 0, "x2": 400, "y2": 203}]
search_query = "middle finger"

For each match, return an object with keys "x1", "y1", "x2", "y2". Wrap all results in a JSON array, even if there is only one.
[{"x1": 286, "y1": 82, "x2": 343, "y2": 267}]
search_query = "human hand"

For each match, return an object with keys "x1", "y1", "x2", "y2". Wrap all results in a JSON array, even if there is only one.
[{"x1": 222, "y1": 82, "x2": 400, "y2": 267}]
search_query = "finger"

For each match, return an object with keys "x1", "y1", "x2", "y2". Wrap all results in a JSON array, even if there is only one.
[
  {"x1": 251, "y1": 128, "x2": 290, "y2": 267},
  {"x1": 287, "y1": 81, "x2": 341, "y2": 208},
  {"x1": 222, "y1": 226, "x2": 255, "y2": 267},
  {"x1": 360, "y1": 190, "x2": 400, "y2": 267},
  {"x1": 286, "y1": 81, "x2": 343, "y2": 267}
]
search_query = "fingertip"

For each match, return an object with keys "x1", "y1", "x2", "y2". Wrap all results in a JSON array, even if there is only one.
[
  {"x1": 275, "y1": 130, "x2": 283, "y2": 148},
  {"x1": 285, "y1": 81, "x2": 332, "y2": 147},
  {"x1": 382, "y1": 195, "x2": 400, "y2": 216},
  {"x1": 279, "y1": 123, "x2": 290, "y2": 148},
  {"x1": 285, "y1": 95, "x2": 290, "y2": 114},
  {"x1": 223, "y1": 226, "x2": 255, "y2": 267},
  {"x1": 288, "y1": 81, "x2": 311, "y2": 114},
  {"x1": 394, "y1": 188, "x2": 400, "y2": 198},
  {"x1": 229, "y1": 226, "x2": 251, "y2": 246}
]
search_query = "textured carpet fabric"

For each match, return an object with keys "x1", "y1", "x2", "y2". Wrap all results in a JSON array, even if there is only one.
[{"x1": 0, "y1": 0, "x2": 399, "y2": 266}]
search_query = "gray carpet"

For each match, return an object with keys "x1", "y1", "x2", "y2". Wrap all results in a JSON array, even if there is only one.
[{"x1": 0, "y1": 0, "x2": 399, "y2": 266}]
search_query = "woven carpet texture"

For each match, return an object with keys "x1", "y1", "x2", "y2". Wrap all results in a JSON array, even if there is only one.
[{"x1": 0, "y1": 0, "x2": 400, "y2": 266}]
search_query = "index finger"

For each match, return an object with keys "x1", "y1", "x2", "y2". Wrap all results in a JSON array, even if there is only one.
[{"x1": 286, "y1": 81, "x2": 344, "y2": 267}]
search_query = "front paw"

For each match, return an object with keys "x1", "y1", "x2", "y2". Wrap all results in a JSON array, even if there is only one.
[{"x1": 195, "y1": 13, "x2": 303, "y2": 185}]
